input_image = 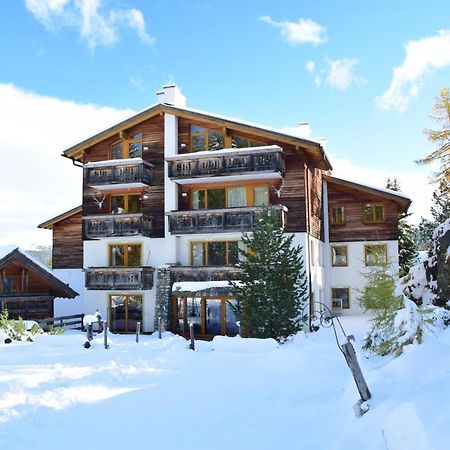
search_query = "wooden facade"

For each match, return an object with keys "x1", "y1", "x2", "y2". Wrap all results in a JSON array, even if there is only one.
[{"x1": 0, "y1": 248, "x2": 78, "y2": 320}]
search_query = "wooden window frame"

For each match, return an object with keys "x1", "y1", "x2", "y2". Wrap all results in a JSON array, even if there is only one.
[
  {"x1": 109, "y1": 243, "x2": 142, "y2": 267},
  {"x1": 109, "y1": 294, "x2": 143, "y2": 333},
  {"x1": 331, "y1": 287, "x2": 350, "y2": 309},
  {"x1": 331, "y1": 245, "x2": 348, "y2": 267},
  {"x1": 189, "y1": 124, "x2": 225, "y2": 153},
  {"x1": 363, "y1": 203, "x2": 385, "y2": 224},
  {"x1": 231, "y1": 135, "x2": 266, "y2": 148},
  {"x1": 364, "y1": 244, "x2": 388, "y2": 266},
  {"x1": 190, "y1": 184, "x2": 269, "y2": 209},
  {"x1": 109, "y1": 131, "x2": 143, "y2": 159},
  {"x1": 330, "y1": 205, "x2": 345, "y2": 225},
  {"x1": 190, "y1": 240, "x2": 239, "y2": 266},
  {"x1": 110, "y1": 193, "x2": 142, "y2": 214}
]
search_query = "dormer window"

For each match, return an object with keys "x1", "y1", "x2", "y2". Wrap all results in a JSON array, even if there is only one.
[
  {"x1": 364, "y1": 204, "x2": 385, "y2": 223},
  {"x1": 231, "y1": 135, "x2": 266, "y2": 148},
  {"x1": 190, "y1": 125, "x2": 224, "y2": 152},
  {"x1": 111, "y1": 131, "x2": 143, "y2": 159}
]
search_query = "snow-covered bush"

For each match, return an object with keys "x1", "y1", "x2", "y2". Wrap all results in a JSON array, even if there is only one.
[{"x1": 0, "y1": 309, "x2": 42, "y2": 343}]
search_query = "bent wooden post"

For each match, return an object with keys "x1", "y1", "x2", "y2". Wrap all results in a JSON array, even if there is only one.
[{"x1": 341, "y1": 340, "x2": 371, "y2": 402}]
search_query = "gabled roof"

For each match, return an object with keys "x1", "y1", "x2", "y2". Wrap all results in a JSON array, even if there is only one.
[
  {"x1": 325, "y1": 175, "x2": 411, "y2": 212},
  {"x1": 0, "y1": 246, "x2": 78, "y2": 299},
  {"x1": 38, "y1": 205, "x2": 82, "y2": 230},
  {"x1": 62, "y1": 103, "x2": 332, "y2": 170}
]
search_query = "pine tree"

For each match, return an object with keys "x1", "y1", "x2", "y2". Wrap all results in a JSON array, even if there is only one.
[
  {"x1": 231, "y1": 207, "x2": 309, "y2": 342},
  {"x1": 385, "y1": 178, "x2": 418, "y2": 275},
  {"x1": 416, "y1": 87, "x2": 450, "y2": 183}
]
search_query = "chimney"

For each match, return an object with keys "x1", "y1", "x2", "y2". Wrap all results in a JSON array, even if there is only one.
[
  {"x1": 297, "y1": 122, "x2": 310, "y2": 138},
  {"x1": 156, "y1": 84, "x2": 187, "y2": 107}
]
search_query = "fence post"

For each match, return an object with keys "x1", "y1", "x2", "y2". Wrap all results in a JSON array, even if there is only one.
[
  {"x1": 87, "y1": 323, "x2": 93, "y2": 341},
  {"x1": 158, "y1": 316, "x2": 162, "y2": 339},
  {"x1": 136, "y1": 321, "x2": 141, "y2": 343},
  {"x1": 81, "y1": 313, "x2": 85, "y2": 331},
  {"x1": 103, "y1": 320, "x2": 109, "y2": 349},
  {"x1": 189, "y1": 322, "x2": 195, "y2": 351}
]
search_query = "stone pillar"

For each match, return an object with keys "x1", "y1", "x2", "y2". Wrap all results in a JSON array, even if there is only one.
[{"x1": 154, "y1": 266, "x2": 173, "y2": 331}]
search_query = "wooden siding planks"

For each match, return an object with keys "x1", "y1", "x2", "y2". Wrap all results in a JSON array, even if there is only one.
[{"x1": 52, "y1": 212, "x2": 83, "y2": 269}]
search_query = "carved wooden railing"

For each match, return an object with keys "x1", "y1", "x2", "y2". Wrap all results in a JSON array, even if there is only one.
[
  {"x1": 85, "y1": 267, "x2": 154, "y2": 290},
  {"x1": 167, "y1": 146, "x2": 284, "y2": 179},
  {"x1": 83, "y1": 213, "x2": 153, "y2": 239},
  {"x1": 171, "y1": 266, "x2": 242, "y2": 283},
  {"x1": 167, "y1": 205, "x2": 288, "y2": 234},
  {"x1": 84, "y1": 159, "x2": 153, "y2": 186}
]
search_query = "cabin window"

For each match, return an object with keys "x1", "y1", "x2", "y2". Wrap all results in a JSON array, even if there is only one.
[
  {"x1": 331, "y1": 287, "x2": 350, "y2": 309},
  {"x1": 365, "y1": 244, "x2": 387, "y2": 266},
  {"x1": 364, "y1": 204, "x2": 385, "y2": 223},
  {"x1": 111, "y1": 194, "x2": 141, "y2": 214},
  {"x1": 110, "y1": 295, "x2": 143, "y2": 333},
  {"x1": 190, "y1": 125, "x2": 225, "y2": 152},
  {"x1": 331, "y1": 246, "x2": 348, "y2": 267},
  {"x1": 109, "y1": 244, "x2": 141, "y2": 267},
  {"x1": 110, "y1": 131, "x2": 143, "y2": 159},
  {"x1": 2, "y1": 276, "x2": 18, "y2": 295},
  {"x1": 231, "y1": 135, "x2": 266, "y2": 148},
  {"x1": 191, "y1": 241, "x2": 240, "y2": 266},
  {"x1": 330, "y1": 205, "x2": 345, "y2": 225},
  {"x1": 191, "y1": 185, "x2": 269, "y2": 209}
]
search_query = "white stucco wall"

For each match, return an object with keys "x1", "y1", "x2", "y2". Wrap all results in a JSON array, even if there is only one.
[
  {"x1": 328, "y1": 240, "x2": 399, "y2": 315},
  {"x1": 53, "y1": 268, "x2": 85, "y2": 317}
]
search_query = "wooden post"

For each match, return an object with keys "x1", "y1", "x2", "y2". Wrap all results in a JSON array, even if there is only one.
[
  {"x1": 158, "y1": 316, "x2": 162, "y2": 339},
  {"x1": 87, "y1": 323, "x2": 93, "y2": 341},
  {"x1": 97, "y1": 315, "x2": 103, "y2": 333},
  {"x1": 81, "y1": 314, "x2": 85, "y2": 331},
  {"x1": 341, "y1": 340, "x2": 371, "y2": 402},
  {"x1": 136, "y1": 321, "x2": 141, "y2": 343},
  {"x1": 103, "y1": 320, "x2": 109, "y2": 349},
  {"x1": 189, "y1": 322, "x2": 195, "y2": 351}
]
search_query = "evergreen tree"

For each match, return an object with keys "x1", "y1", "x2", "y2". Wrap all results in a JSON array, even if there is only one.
[
  {"x1": 385, "y1": 178, "x2": 418, "y2": 275},
  {"x1": 416, "y1": 87, "x2": 450, "y2": 183},
  {"x1": 231, "y1": 208, "x2": 309, "y2": 342}
]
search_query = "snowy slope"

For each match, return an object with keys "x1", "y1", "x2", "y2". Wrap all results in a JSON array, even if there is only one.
[{"x1": 0, "y1": 317, "x2": 449, "y2": 450}]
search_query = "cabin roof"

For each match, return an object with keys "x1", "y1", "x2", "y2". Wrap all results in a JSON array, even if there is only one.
[
  {"x1": 325, "y1": 175, "x2": 411, "y2": 212},
  {"x1": 38, "y1": 205, "x2": 82, "y2": 230},
  {"x1": 62, "y1": 103, "x2": 332, "y2": 170},
  {"x1": 0, "y1": 246, "x2": 79, "y2": 299}
]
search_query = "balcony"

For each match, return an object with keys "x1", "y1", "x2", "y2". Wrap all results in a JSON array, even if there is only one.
[
  {"x1": 166, "y1": 145, "x2": 284, "y2": 184},
  {"x1": 83, "y1": 213, "x2": 153, "y2": 239},
  {"x1": 85, "y1": 267, "x2": 154, "y2": 290},
  {"x1": 167, "y1": 205, "x2": 288, "y2": 234},
  {"x1": 171, "y1": 266, "x2": 242, "y2": 283},
  {"x1": 84, "y1": 158, "x2": 153, "y2": 189}
]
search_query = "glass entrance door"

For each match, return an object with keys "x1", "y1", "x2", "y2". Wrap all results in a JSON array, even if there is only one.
[{"x1": 110, "y1": 295, "x2": 143, "y2": 332}]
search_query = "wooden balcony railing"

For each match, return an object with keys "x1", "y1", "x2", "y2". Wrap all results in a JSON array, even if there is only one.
[
  {"x1": 167, "y1": 146, "x2": 284, "y2": 180},
  {"x1": 167, "y1": 205, "x2": 287, "y2": 234},
  {"x1": 84, "y1": 159, "x2": 153, "y2": 187},
  {"x1": 85, "y1": 267, "x2": 154, "y2": 290},
  {"x1": 83, "y1": 213, "x2": 153, "y2": 239},
  {"x1": 171, "y1": 266, "x2": 242, "y2": 283}
]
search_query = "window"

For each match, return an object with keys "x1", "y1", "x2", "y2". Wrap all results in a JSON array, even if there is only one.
[
  {"x1": 190, "y1": 125, "x2": 224, "y2": 152},
  {"x1": 330, "y1": 205, "x2": 345, "y2": 225},
  {"x1": 191, "y1": 185, "x2": 269, "y2": 209},
  {"x1": 231, "y1": 135, "x2": 266, "y2": 148},
  {"x1": 111, "y1": 194, "x2": 141, "y2": 214},
  {"x1": 365, "y1": 244, "x2": 387, "y2": 266},
  {"x1": 332, "y1": 288, "x2": 350, "y2": 309},
  {"x1": 331, "y1": 246, "x2": 348, "y2": 267},
  {"x1": 363, "y1": 204, "x2": 385, "y2": 223},
  {"x1": 2, "y1": 276, "x2": 18, "y2": 295},
  {"x1": 109, "y1": 244, "x2": 141, "y2": 266},
  {"x1": 110, "y1": 295, "x2": 143, "y2": 333},
  {"x1": 191, "y1": 241, "x2": 240, "y2": 266},
  {"x1": 110, "y1": 131, "x2": 143, "y2": 159}
]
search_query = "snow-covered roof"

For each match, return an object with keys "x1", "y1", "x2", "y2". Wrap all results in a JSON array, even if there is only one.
[
  {"x1": 172, "y1": 280, "x2": 242, "y2": 293},
  {"x1": 0, "y1": 245, "x2": 53, "y2": 276}
]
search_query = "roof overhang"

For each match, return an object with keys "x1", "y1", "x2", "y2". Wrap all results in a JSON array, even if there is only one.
[{"x1": 38, "y1": 205, "x2": 82, "y2": 230}]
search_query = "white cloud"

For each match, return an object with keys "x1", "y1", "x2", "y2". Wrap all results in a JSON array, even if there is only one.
[
  {"x1": 325, "y1": 58, "x2": 366, "y2": 91},
  {"x1": 260, "y1": 16, "x2": 327, "y2": 45},
  {"x1": 305, "y1": 60, "x2": 315, "y2": 73},
  {"x1": 0, "y1": 83, "x2": 134, "y2": 248},
  {"x1": 376, "y1": 29, "x2": 450, "y2": 112},
  {"x1": 329, "y1": 153, "x2": 433, "y2": 224},
  {"x1": 25, "y1": 0, "x2": 154, "y2": 50}
]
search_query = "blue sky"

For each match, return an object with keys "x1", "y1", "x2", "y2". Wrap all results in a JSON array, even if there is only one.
[{"x1": 1, "y1": 0, "x2": 449, "y2": 246}]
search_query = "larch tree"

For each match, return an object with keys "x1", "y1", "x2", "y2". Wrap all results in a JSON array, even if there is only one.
[{"x1": 231, "y1": 207, "x2": 309, "y2": 342}]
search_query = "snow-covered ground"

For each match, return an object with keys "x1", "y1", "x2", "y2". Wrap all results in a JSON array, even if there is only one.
[{"x1": 1, "y1": 316, "x2": 449, "y2": 450}]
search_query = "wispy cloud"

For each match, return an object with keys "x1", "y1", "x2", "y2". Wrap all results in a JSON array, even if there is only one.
[
  {"x1": 259, "y1": 16, "x2": 327, "y2": 45},
  {"x1": 25, "y1": 0, "x2": 154, "y2": 50},
  {"x1": 376, "y1": 29, "x2": 450, "y2": 112},
  {"x1": 305, "y1": 58, "x2": 365, "y2": 91}
]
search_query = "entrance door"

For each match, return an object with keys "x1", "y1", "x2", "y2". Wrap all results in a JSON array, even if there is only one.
[{"x1": 110, "y1": 295, "x2": 143, "y2": 332}]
